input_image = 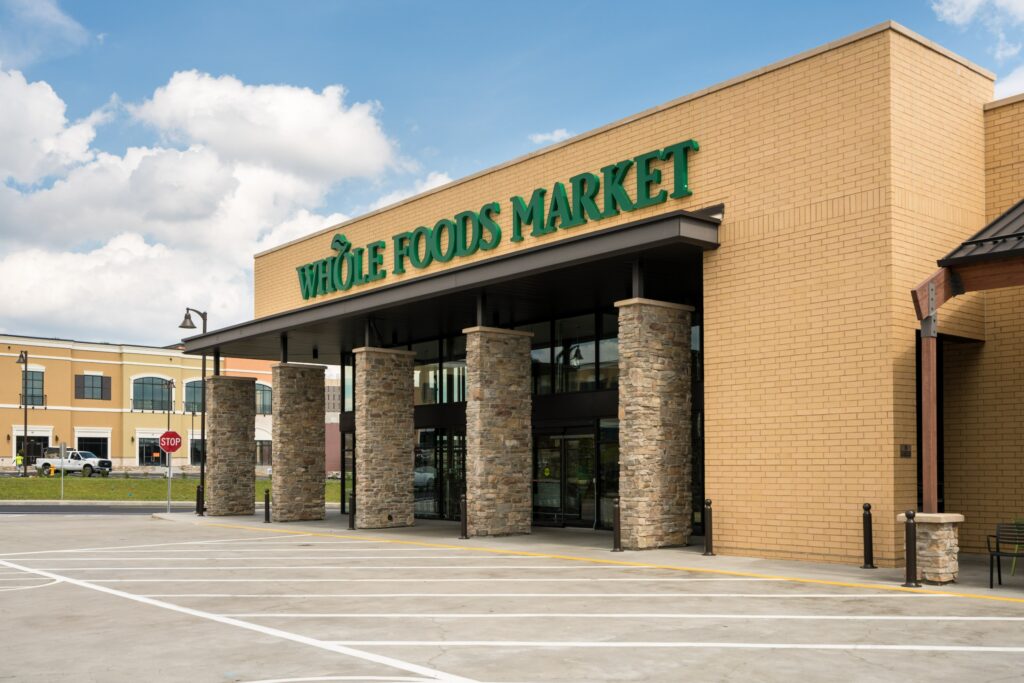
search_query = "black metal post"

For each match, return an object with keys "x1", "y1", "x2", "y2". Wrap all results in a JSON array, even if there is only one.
[
  {"x1": 198, "y1": 348, "x2": 206, "y2": 515},
  {"x1": 348, "y1": 493, "x2": 356, "y2": 530},
  {"x1": 612, "y1": 497, "x2": 623, "y2": 552},
  {"x1": 703, "y1": 499, "x2": 715, "y2": 556},
  {"x1": 196, "y1": 485, "x2": 203, "y2": 516},
  {"x1": 902, "y1": 510, "x2": 920, "y2": 587},
  {"x1": 861, "y1": 503, "x2": 876, "y2": 569},
  {"x1": 264, "y1": 488, "x2": 270, "y2": 523},
  {"x1": 459, "y1": 493, "x2": 469, "y2": 539},
  {"x1": 21, "y1": 351, "x2": 28, "y2": 477}
]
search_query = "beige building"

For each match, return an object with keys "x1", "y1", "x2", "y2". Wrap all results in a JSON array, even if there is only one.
[
  {"x1": 184, "y1": 22, "x2": 1024, "y2": 571},
  {"x1": 0, "y1": 334, "x2": 274, "y2": 471}
]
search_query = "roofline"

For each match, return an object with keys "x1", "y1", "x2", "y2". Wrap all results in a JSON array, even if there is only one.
[
  {"x1": 0, "y1": 333, "x2": 187, "y2": 357},
  {"x1": 984, "y1": 91, "x2": 1024, "y2": 111},
  {"x1": 256, "y1": 21, "x2": 993, "y2": 260}
]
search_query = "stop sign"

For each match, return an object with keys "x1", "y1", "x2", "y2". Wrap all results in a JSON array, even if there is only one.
[{"x1": 160, "y1": 431, "x2": 182, "y2": 453}]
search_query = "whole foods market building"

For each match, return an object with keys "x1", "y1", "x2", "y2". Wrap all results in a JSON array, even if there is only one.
[{"x1": 184, "y1": 22, "x2": 1024, "y2": 568}]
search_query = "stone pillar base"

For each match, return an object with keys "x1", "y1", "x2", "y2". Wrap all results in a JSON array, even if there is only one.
[
  {"x1": 206, "y1": 375, "x2": 256, "y2": 516},
  {"x1": 898, "y1": 512, "x2": 964, "y2": 584},
  {"x1": 272, "y1": 363, "x2": 326, "y2": 522}
]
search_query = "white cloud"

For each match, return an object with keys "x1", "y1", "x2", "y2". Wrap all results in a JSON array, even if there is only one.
[
  {"x1": 0, "y1": 68, "x2": 106, "y2": 184},
  {"x1": 933, "y1": 0, "x2": 1024, "y2": 62},
  {"x1": 0, "y1": 0, "x2": 90, "y2": 68},
  {"x1": 0, "y1": 66, "x2": 406, "y2": 345},
  {"x1": 367, "y1": 170, "x2": 452, "y2": 211},
  {"x1": 131, "y1": 71, "x2": 396, "y2": 183},
  {"x1": 995, "y1": 62, "x2": 1024, "y2": 96},
  {"x1": 528, "y1": 128, "x2": 572, "y2": 145}
]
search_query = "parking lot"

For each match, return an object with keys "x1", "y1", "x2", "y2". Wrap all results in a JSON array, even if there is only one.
[{"x1": 3, "y1": 513, "x2": 1024, "y2": 682}]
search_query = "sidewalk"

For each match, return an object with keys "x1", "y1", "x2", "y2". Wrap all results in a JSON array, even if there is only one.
[{"x1": 154, "y1": 510, "x2": 1024, "y2": 602}]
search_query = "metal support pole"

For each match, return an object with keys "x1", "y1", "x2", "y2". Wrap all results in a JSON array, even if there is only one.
[
  {"x1": 703, "y1": 499, "x2": 715, "y2": 556},
  {"x1": 903, "y1": 510, "x2": 920, "y2": 587},
  {"x1": 459, "y1": 493, "x2": 469, "y2": 539},
  {"x1": 198, "y1": 349, "x2": 206, "y2": 516},
  {"x1": 21, "y1": 351, "x2": 28, "y2": 477},
  {"x1": 861, "y1": 503, "x2": 876, "y2": 569},
  {"x1": 348, "y1": 493, "x2": 356, "y2": 530},
  {"x1": 264, "y1": 488, "x2": 271, "y2": 523},
  {"x1": 196, "y1": 485, "x2": 204, "y2": 517},
  {"x1": 612, "y1": 497, "x2": 623, "y2": 552}
]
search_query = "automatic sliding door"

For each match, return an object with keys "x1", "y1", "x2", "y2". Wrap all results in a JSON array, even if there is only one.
[{"x1": 563, "y1": 433, "x2": 596, "y2": 527}]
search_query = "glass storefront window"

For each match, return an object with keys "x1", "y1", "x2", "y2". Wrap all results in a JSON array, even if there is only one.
[
  {"x1": 414, "y1": 428, "x2": 439, "y2": 515},
  {"x1": 598, "y1": 313, "x2": 619, "y2": 390},
  {"x1": 255, "y1": 440, "x2": 272, "y2": 466},
  {"x1": 516, "y1": 321, "x2": 552, "y2": 395},
  {"x1": 190, "y1": 438, "x2": 204, "y2": 466},
  {"x1": 598, "y1": 418, "x2": 620, "y2": 528},
  {"x1": 184, "y1": 380, "x2": 203, "y2": 413},
  {"x1": 413, "y1": 341, "x2": 440, "y2": 405},
  {"x1": 138, "y1": 438, "x2": 166, "y2": 466},
  {"x1": 256, "y1": 384, "x2": 272, "y2": 415},
  {"x1": 133, "y1": 377, "x2": 171, "y2": 411},
  {"x1": 23, "y1": 370, "x2": 44, "y2": 406},
  {"x1": 555, "y1": 315, "x2": 596, "y2": 393},
  {"x1": 441, "y1": 336, "x2": 466, "y2": 403},
  {"x1": 343, "y1": 356, "x2": 354, "y2": 412}
]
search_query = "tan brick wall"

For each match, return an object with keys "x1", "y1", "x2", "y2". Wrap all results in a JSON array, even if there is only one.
[
  {"x1": 252, "y1": 24, "x2": 997, "y2": 564},
  {"x1": 943, "y1": 97, "x2": 1024, "y2": 553}
]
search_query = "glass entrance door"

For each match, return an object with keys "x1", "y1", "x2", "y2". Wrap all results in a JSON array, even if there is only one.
[
  {"x1": 533, "y1": 430, "x2": 597, "y2": 527},
  {"x1": 415, "y1": 427, "x2": 465, "y2": 520},
  {"x1": 564, "y1": 433, "x2": 597, "y2": 526},
  {"x1": 440, "y1": 429, "x2": 465, "y2": 521}
]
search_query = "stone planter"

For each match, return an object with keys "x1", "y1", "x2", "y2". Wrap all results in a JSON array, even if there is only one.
[{"x1": 897, "y1": 512, "x2": 964, "y2": 584}]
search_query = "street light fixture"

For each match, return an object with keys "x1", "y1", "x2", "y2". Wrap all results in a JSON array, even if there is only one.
[
  {"x1": 15, "y1": 350, "x2": 27, "y2": 477},
  {"x1": 179, "y1": 307, "x2": 208, "y2": 516}
]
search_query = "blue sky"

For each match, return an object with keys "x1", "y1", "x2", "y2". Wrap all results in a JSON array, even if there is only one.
[{"x1": 1, "y1": 0, "x2": 1023, "y2": 345}]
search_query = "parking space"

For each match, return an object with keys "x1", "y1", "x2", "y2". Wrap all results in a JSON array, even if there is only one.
[{"x1": 3, "y1": 513, "x2": 1024, "y2": 682}]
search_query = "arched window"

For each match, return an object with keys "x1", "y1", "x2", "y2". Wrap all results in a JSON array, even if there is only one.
[
  {"x1": 185, "y1": 380, "x2": 204, "y2": 413},
  {"x1": 256, "y1": 384, "x2": 272, "y2": 415},
  {"x1": 133, "y1": 377, "x2": 172, "y2": 411}
]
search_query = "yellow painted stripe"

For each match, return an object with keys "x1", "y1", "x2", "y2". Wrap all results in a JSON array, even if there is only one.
[{"x1": 193, "y1": 520, "x2": 1024, "y2": 605}]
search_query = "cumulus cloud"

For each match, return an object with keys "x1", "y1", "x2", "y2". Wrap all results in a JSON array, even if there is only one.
[
  {"x1": 528, "y1": 128, "x2": 572, "y2": 145},
  {"x1": 0, "y1": 66, "x2": 409, "y2": 345},
  {"x1": 0, "y1": 0, "x2": 90, "y2": 68},
  {"x1": 933, "y1": 0, "x2": 1024, "y2": 62},
  {"x1": 131, "y1": 71, "x2": 396, "y2": 183},
  {"x1": 367, "y1": 170, "x2": 452, "y2": 211},
  {"x1": 995, "y1": 62, "x2": 1024, "y2": 96}
]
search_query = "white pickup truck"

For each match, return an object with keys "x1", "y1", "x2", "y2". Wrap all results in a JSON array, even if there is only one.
[{"x1": 36, "y1": 449, "x2": 113, "y2": 477}]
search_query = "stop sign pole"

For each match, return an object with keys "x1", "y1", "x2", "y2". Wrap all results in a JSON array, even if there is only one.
[{"x1": 160, "y1": 430, "x2": 183, "y2": 514}]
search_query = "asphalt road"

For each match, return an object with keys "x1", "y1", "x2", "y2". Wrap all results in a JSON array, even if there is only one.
[{"x1": 0, "y1": 504, "x2": 191, "y2": 515}]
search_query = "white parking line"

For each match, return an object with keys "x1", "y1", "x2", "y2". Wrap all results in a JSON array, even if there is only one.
[
  {"x1": 326, "y1": 640, "x2": 1024, "y2": 653},
  {"x1": 23, "y1": 565, "x2": 677, "y2": 571},
  {"x1": 0, "y1": 558, "x2": 475, "y2": 683},
  {"x1": 139, "y1": 592, "x2": 950, "y2": 599},
  {"x1": 26, "y1": 555, "x2": 530, "y2": 561},
  {"x1": 228, "y1": 612, "x2": 1024, "y2": 622},
  {"x1": 0, "y1": 535, "x2": 299, "y2": 557},
  {"x1": 91, "y1": 577, "x2": 786, "y2": 584}
]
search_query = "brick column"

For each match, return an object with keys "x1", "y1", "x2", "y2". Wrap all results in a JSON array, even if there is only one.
[
  {"x1": 206, "y1": 375, "x2": 256, "y2": 516},
  {"x1": 615, "y1": 298, "x2": 693, "y2": 550},
  {"x1": 272, "y1": 363, "x2": 326, "y2": 522},
  {"x1": 464, "y1": 326, "x2": 533, "y2": 536},
  {"x1": 354, "y1": 347, "x2": 415, "y2": 528}
]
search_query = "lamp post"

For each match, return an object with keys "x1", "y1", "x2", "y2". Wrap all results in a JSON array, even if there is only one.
[
  {"x1": 165, "y1": 378, "x2": 175, "y2": 513},
  {"x1": 179, "y1": 308, "x2": 208, "y2": 516},
  {"x1": 16, "y1": 350, "x2": 27, "y2": 477}
]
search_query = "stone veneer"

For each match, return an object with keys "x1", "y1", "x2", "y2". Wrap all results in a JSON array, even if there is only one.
[
  {"x1": 271, "y1": 363, "x2": 326, "y2": 522},
  {"x1": 464, "y1": 326, "x2": 533, "y2": 536},
  {"x1": 898, "y1": 512, "x2": 964, "y2": 584},
  {"x1": 354, "y1": 347, "x2": 415, "y2": 528},
  {"x1": 206, "y1": 375, "x2": 256, "y2": 516},
  {"x1": 616, "y1": 298, "x2": 693, "y2": 550}
]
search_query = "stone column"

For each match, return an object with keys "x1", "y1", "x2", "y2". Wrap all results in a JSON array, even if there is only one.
[
  {"x1": 354, "y1": 347, "x2": 415, "y2": 528},
  {"x1": 272, "y1": 363, "x2": 326, "y2": 522},
  {"x1": 464, "y1": 326, "x2": 533, "y2": 537},
  {"x1": 206, "y1": 375, "x2": 256, "y2": 516},
  {"x1": 898, "y1": 512, "x2": 964, "y2": 584},
  {"x1": 616, "y1": 298, "x2": 693, "y2": 550}
]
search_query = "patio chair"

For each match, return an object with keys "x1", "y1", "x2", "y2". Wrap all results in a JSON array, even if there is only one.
[{"x1": 987, "y1": 523, "x2": 1024, "y2": 588}]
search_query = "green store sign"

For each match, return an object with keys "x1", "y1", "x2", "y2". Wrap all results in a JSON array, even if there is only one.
[{"x1": 297, "y1": 139, "x2": 698, "y2": 300}]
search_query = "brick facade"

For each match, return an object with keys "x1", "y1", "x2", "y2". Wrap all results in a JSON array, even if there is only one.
[
  {"x1": 271, "y1": 363, "x2": 326, "y2": 522},
  {"x1": 205, "y1": 375, "x2": 255, "y2": 516}
]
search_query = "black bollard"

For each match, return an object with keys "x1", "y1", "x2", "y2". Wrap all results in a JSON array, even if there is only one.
[
  {"x1": 703, "y1": 499, "x2": 715, "y2": 556},
  {"x1": 902, "y1": 510, "x2": 920, "y2": 587},
  {"x1": 195, "y1": 484, "x2": 204, "y2": 517},
  {"x1": 264, "y1": 488, "x2": 270, "y2": 523},
  {"x1": 459, "y1": 494, "x2": 469, "y2": 539},
  {"x1": 348, "y1": 493, "x2": 356, "y2": 530},
  {"x1": 861, "y1": 503, "x2": 876, "y2": 569},
  {"x1": 612, "y1": 497, "x2": 623, "y2": 552}
]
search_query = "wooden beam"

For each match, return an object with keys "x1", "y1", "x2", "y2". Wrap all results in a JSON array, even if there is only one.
[
  {"x1": 921, "y1": 334, "x2": 939, "y2": 514},
  {"x1": 955, "y1": 256, "x2": 1024, "y2": 294},
  {"x1": 911, "y1": 268, "x2": 955, "y2": 320}
]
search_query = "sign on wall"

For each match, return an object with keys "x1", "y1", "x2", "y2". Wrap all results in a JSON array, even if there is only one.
[{"x1": 296, "y1": 139, "x2": 699, "y2": 301}]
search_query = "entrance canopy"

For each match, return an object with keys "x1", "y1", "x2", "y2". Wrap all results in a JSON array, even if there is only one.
[{"x1": 182, "y1": 208, "x2": 721, "y2": 362}]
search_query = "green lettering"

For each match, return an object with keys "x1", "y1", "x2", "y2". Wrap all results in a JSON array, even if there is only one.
[
  {"x1": 392, "y1": 232, "x2": 411, "y2": 274},
  {"x1": 601, "y1": 159, "x2": 635, "y2": 218},
  {"x1": 545, "y1": 181, "x2": 582, "y2": 230},
  {"x1": 634, "y1": 150, "x2": 667, "y2": 209},
  {"x1": 454, "y1": 210, "x2": 482, "y2": 256},
  {"x1": 367, "y1": 240, "x2": 386, "y2": 281},
  {"x1": 350, "y1": 247, "x2": 367, "y2": 285},
  {"x1": 297, "y1": 262, "x2": 319, "y2": 300},
  {"x1": 511, "y1": 188, "x2": 549, "y2": 240},
  {"x1": 479, "y1": 202, "x2": 501, "y2": 250},
  {"x1": 660, "y1": 139, "x2": 699, "y2": 198},
  {"x1": 409, "y1": 226, "x2": 433, "y2": 269},
  {"x1": 569, "y1": 172, "x2": 602, "y2": 225},
  {"x1": 431, "y1": 218, "x2": 458, "y2": 262}
]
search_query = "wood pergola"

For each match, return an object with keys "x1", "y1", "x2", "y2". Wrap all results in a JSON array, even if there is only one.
[{"x1": 912, "y1": 198, "x2": 1024, "y2": 512}]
